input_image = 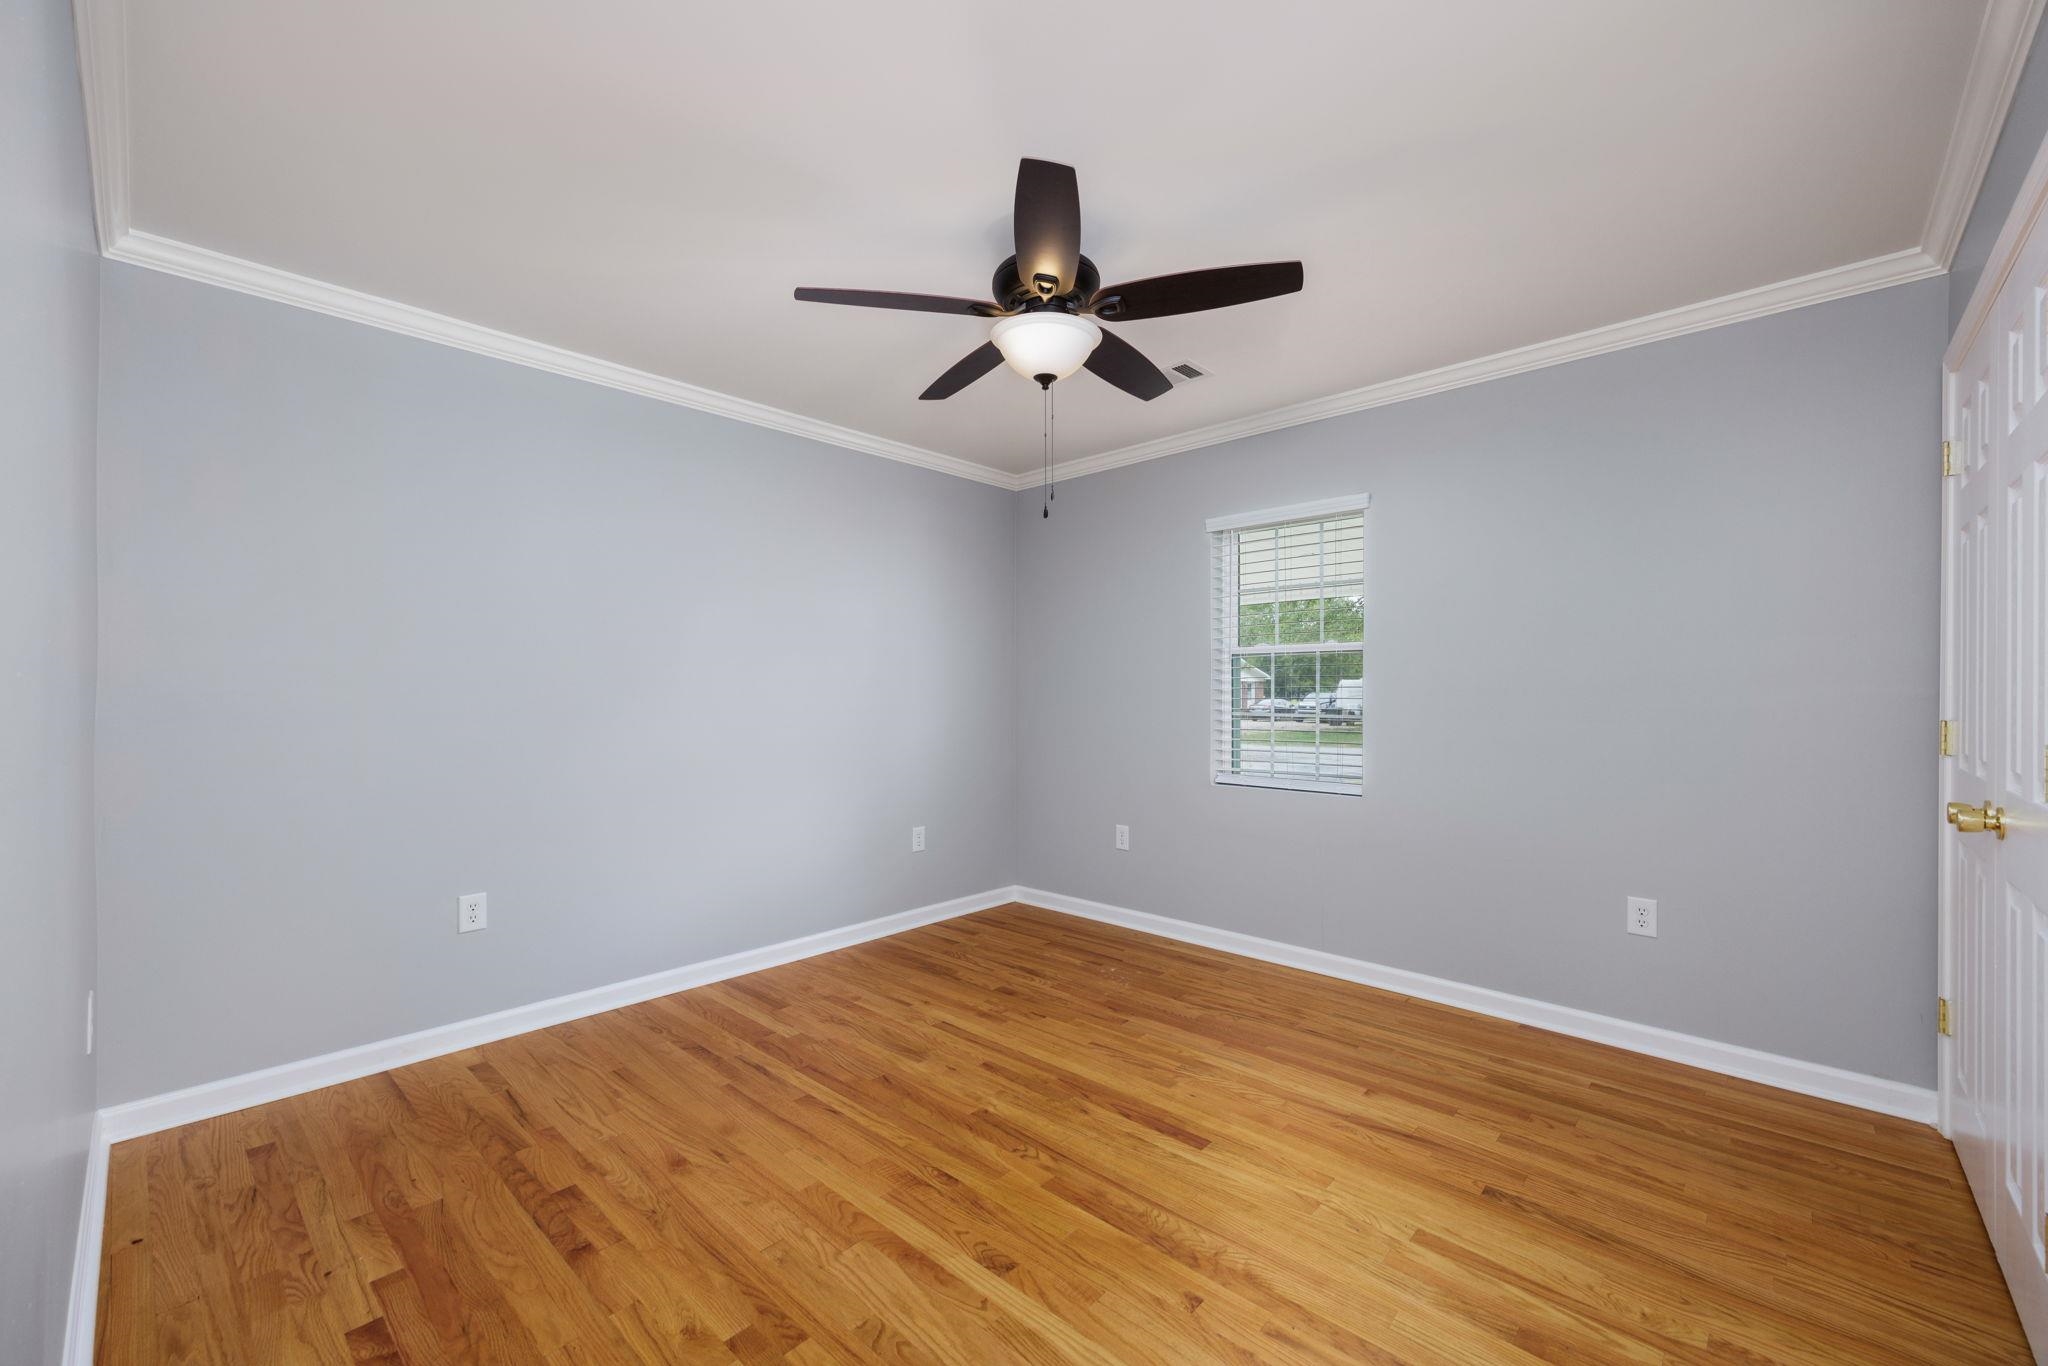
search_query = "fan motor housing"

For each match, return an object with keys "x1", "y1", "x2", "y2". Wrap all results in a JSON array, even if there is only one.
[{"x1": 992, "y1": 253, "x2": 1099, "y2": 312}]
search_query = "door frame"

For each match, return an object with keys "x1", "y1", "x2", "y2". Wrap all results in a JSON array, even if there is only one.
[{"x1": 1939, "y1": 364, "x2": 1956, "y2": 1140}]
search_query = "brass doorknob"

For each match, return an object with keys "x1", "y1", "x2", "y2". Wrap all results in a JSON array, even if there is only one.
[{"x1": 1947, "y1": 800, "x2": 2007, "y2": 839}]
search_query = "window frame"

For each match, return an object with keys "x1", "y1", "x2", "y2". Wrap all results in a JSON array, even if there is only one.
[{"x1": 1208, "y1": 494, "x2": 1371, "y2": 796}]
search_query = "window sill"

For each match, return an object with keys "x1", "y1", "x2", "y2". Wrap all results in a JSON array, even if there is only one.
[{"x1": 1213, "y1": 773, "x2": 1362, "y2": 797}]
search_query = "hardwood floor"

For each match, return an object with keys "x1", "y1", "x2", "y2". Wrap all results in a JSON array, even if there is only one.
[{"x1": 95, "y1": 903, "x2": 2030, "y2": 1363}]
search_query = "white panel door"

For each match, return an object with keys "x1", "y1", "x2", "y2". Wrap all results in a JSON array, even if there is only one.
[{"x1": 1944, "y1": 212, "x2": 2048, "y2": 1359}]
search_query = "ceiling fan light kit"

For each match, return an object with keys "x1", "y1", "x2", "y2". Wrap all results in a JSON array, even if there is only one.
[{"x1": 991, "y1": 312, "x2": 1101, "y2": 384}]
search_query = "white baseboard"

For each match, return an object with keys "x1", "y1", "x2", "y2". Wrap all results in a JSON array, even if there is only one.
[
  {"x1": 96, "y1": 885, "x2": 1019, "y2": 1144},
  {"x1": 1017, "y1": 886, "x2": 1939, "y2": 1126},
  {"x1": 59, "y1": 1112, "x2": 108, "y2": 1366},
  {"x1": 61, "y1": 879, "x2": 1938, "y2": 1363},
  {"x1": 59, "y1": 884, "x2": 1019, "y2": 1365}
]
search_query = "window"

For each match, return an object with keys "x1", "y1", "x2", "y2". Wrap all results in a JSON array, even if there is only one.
[{"x1": 1209, "y1": 495, "x2": 1369, "y2": 794}]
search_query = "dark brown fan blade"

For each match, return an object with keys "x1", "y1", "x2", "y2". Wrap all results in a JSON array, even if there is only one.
[
  {"x1": 1084, "y1": 328, "x2": 1172, "y2": 401},
  {"x1": 919, "y1": 342, "x2": 1004, "y2": 400},
  {"x1": 1014, "y1": 159, "x2": 1081, "y2": 299},
  {"x1": 1090, "y1": 262, "x2": 1303, "y2": 321},
  {"x1": 795, "y1": 288, "x2": 1007, "y2": 317}
]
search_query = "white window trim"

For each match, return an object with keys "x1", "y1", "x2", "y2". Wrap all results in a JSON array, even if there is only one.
[
  {"x1": 1206, "y1": 493, "x2": 1372, "y2": 534},
  {"x1": 1209, "y1": 494, "x2": 1370, "y2": 797},
  {"x1": 1213, "y1": 772, "x2": 1361, "y2": 796}
]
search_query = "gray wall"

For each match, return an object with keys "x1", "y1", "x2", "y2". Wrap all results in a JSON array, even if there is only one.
[
  {"x1": 79, "y1": 17, "x2": 2048, "y2": 1118},
  {"x1": 95, "y1": 263, "x2": 1017, "y2": 1105},
  {"x1": 1953, "y1": 18, "x2": 2048, "y2": 333},
  {"x1": 0, "y1": 0, "x2": 100, "y2": 1359},
  {"x1": 1014, "y1": 277, "x2": 1947, "y2": 1087}
]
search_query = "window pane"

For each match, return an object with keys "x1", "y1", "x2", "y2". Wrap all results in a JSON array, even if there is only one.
[
  {"x1": 1230, "y1": 651, "x2": 1278, "y2": 776},
  {"x1": 1270, "y1": 521, "x2": 1320, "y2": 644},
  {"x1": 1322, "y1": 517, "x2": 1364, "y2": 588},
  {"x1": 1306, "y1": 648, "x2": 1363, "y2": 785},
  {"x1": 1320, "y1": 594, "x2": 1363, "y2": 641},
  {"x1": 1237, "y1": 517, "x2": 1363, "y2": 647},
  {"x1": 1269, "y1": 652, "x2": 1320, "y2": 700},
  {"x1": 1234, "y1": 527, "x2": 1279, "y2": 647},
  {"x1": 1226, "y1": 648, "x2": 1362, "y2": 784},
  {"x1": 1255, "y1": 593, "x2": 1364, "y2": 644}
]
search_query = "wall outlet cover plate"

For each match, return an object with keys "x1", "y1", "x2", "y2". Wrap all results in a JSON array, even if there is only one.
[{"x1": 1626, "y1": 896, "x2": 1657, "y2": 938}]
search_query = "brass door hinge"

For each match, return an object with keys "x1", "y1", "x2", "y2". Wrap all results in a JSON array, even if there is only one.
[
  {"x1": 1944, "y1": 439, "x2": 1962, "y2": 476},
  {"x1": 1941, "y1": 719, "x2": 1957, "y2": 757},
  {"x1": 1939, "y1": 997, "x2": 1954, "y2": 1037}
]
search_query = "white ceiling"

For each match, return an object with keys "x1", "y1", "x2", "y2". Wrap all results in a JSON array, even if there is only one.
[{"x1": 86, "y1": 1, "x2": 2022, "y2": 480}]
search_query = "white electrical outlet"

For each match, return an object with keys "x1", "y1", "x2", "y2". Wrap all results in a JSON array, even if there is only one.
[
  {"x1": 458, "y1": 892, "x2": 488, "y2": 933},
  {"x1": 1626, "y1": 896, "x2": 1657, "y2": 938},
  {"x1": 85, "y1": 989, "x2": 94, "y2": 1056},
  {"x1": 911, "y1": 825, "x2": 926, "y2": 852},
  {"x1": 1114, "y1": 824, "x2": 1130, "y2": 851}
]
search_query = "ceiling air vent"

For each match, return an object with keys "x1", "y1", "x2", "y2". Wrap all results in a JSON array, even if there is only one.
[{"x1": 1167, "y1": 362, "x2": 1209, "y2": 388}]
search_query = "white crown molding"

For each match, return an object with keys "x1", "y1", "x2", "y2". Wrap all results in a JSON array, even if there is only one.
[
  {"x1": 105, "y1": 231, "x2": 1016, "y2": 488},
  {"x1": 65, "y1": 0, "x2": 2032, "y2": 492},
  {"x1": 1037, "y1": 246, "x2": 1945, "y2": 488},
  {"x1": 69, "y1": 0, "x2": 128, "y2": 250},
  {"x1": 1019, "y1": 887, "x2": 1938, "y2": 1124},
  {"x1": 98, "y1": 226, "x2": 1947, "y2": 496},
  {"x1": 1922, "y1": 0, "x2": 2048, "y2": 271},
  {"x1": 93, "y1": 227, "x2": 1950, "y2": 495}
]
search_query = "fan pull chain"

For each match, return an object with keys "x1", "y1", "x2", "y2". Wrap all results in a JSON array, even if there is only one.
[
  {"x1": 1048, "y1": 383, "x2": 1056, "y2": 504},
  {"x1": 1041, "y1": 380, "x2": 1051, "y2": 519}
]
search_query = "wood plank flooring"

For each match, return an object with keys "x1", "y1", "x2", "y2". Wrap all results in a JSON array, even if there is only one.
[{"x1": 95, "y1": 903, "x2": 2031, "y2": 1363}]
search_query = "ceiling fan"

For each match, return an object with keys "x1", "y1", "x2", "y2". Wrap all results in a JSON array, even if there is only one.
[{"x1": 794, "y1": 158, "x2": 1303, "y2": 402}]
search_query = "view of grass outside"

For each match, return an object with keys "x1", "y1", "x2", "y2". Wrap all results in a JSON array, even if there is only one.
[{"x1": 1257, "y1": 724, "x2": 1363, "y2": 746}]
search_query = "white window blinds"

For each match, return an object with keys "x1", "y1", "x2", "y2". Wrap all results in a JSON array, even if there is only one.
[{"x1": 1209, "y1": 496, "x2": 1369, "y2": 794}]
